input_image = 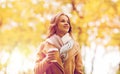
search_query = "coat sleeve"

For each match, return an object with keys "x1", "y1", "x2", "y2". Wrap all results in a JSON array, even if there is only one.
[
  {"x1": 34, "y1": 42, "x2": 51, "y2": 74},
  {"x1": 74, "y1": 43, "x2": 84, "y2": 74}
]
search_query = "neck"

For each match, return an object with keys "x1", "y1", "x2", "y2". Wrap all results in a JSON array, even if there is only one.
[{"x1": 56, "y1": 31, "x2": 66, "y2": 37}]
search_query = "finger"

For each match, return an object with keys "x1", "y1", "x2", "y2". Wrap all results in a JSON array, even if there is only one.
[
  {"x1": 47, "y1": 55, "x2": 56, "y2": 59},
  {"x1": 47, "y1": 57, "x2": 56, "y2": 62},
  {"x1": 48, "y1": 50, "x2": 57, "y2": 53},
  {"x1": 47, "y1": 53, "x2": 55, "y2": 56},
  {"x1": 47, "y1": 54, "x2": 57, "y2": 59}
]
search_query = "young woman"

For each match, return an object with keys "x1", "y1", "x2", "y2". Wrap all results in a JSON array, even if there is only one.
[{"x1": 34, "y1": 12, "x2": 83, "y2": 74}]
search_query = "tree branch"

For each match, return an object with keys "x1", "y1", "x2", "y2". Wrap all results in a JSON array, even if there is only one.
[{"x1": 71, "y1": 0, "x2": 84, "y2": 18}]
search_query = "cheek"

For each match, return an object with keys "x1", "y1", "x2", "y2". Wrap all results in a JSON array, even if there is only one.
[{"x1": 57, "y1": 23, "x2": 63, "y2": 29}]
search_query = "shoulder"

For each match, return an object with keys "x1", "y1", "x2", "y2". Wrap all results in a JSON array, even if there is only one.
[
  {"x1": 73, "y1": 40, "x2": 81, "y2": 53},
  {"x1": 39, "y1": 41, "x2": 46, "y2": 49},
  {"x1": 36, "y1": 41, "x2": 47, "y2": 52},
  {"x1": 74, "y1": 40, "x2": 80, "y2": 48},
  {"x1": 38, "y1": 40, "x2": 50, "y2": 48},
  {"x1": 36, "y1": 41, "x2": 49, "y2": 55},
  {"x1": 38, "y1": 40, "x2": 56, "y2": 51}
]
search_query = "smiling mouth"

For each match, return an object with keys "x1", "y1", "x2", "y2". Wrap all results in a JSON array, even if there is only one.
[{"x1": 64, "y1": 26, "x2": 69, "y2": 29}]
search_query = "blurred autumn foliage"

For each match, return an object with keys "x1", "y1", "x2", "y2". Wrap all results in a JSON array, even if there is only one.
[{"x1": 0, "y1": 0, "x2": 120, "y2": 74}]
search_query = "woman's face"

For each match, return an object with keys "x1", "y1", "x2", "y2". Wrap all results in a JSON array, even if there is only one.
[{"x1": 56, "y1": 15, "x2": 70, "y2": 35}]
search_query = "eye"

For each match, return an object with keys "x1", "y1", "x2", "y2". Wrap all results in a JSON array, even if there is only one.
[
  {"x1": 60, "y1": 19, "x2": 69, "y2": 24},
  {"x1": 60, "y1": 19, "x2": 65, "y2": 22}
]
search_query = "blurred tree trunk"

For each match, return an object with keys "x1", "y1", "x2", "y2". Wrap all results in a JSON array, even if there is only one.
[{"x1": 71, "y1": 0, "x2": 84, "y2": 18}]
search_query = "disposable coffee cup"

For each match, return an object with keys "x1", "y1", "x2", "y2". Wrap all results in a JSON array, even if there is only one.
[{"x1": 48, "y1": 48, "x2": 58, "y2": 62}]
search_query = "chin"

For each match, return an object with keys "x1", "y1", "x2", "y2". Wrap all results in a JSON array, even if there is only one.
[
  {"x1": 60, "y1": 29, "x2": 69, "y2": 34},
  {"x1": 63, "y1": 31, "x2": 69, "y2": 34}
]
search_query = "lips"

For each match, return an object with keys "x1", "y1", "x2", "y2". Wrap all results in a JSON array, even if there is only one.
[{"x1": 64, "y1": 25, "x2": 69, "y2": 29}]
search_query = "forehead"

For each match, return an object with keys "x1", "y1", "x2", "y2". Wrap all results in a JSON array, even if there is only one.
[{"x1": 59, "y1": 15, "x2": 69, "y2": 20}]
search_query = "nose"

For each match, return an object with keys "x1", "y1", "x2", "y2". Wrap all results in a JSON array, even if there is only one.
[{"x1": 64, "y1": 22, "x2": 69, "y2": 26}]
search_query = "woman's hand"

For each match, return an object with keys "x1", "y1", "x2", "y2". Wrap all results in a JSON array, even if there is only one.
[{"x1": 45, "y1": 48, "x2": 59, "y2": 63}]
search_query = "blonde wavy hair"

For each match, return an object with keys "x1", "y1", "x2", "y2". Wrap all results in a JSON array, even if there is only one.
[{"x1": 47, "y1": 12, "x2": 72, "y2": 38}]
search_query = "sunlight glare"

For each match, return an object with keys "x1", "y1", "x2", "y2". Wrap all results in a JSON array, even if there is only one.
[
  {"x1": 6, "y1": 49, "x2": 24, "y2": 74},
  {"x1": 0, "y1": 51, "x2": 9, "y2": 65}
]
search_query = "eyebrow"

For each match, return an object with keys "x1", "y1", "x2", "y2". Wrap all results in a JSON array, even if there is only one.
[{"x1": 60, "y1": 17, "x2": 69, "y2": 21}]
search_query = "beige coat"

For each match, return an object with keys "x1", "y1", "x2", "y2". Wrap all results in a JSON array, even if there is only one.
[{"x1": 34, "y1": 41, "x2": 83, "y2": 74}]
